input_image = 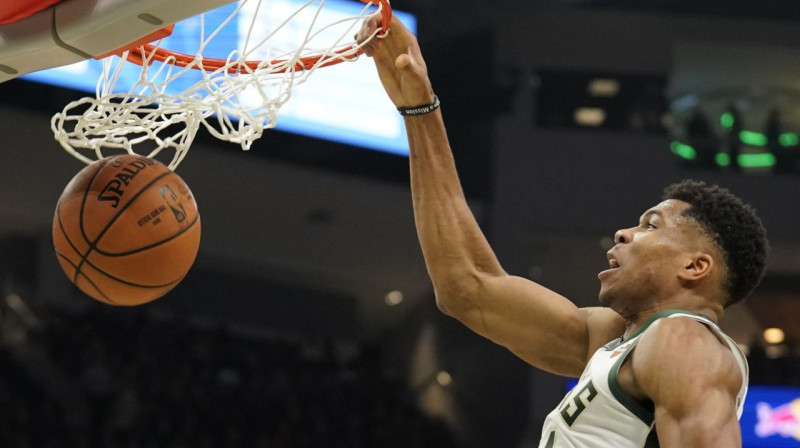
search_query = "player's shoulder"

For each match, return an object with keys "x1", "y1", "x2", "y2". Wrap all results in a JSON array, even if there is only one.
[
  {"x1": 631, "y1": 313, "x2": 743, "y2": 413},
  {"x1": 640, "y1": 313, "x2": 722, "y2": 348},
  {"x1": 637, "y1": 314, "x2": 726, "y2": 357},
  {"x1": 579, "y1": 307, "x2": 626, "y2": 358},
  {"x1": 634, "y1": 314, "x2": 740, "y2": 384}
]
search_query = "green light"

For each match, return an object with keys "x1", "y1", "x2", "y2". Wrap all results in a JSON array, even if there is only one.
[
  {"x1": 737, "y1": 153, "x2": 776, "y2": 168},
  {"x1": 670, "y1": 141, "x2": 696, "y2": 160},
  {"x1": 779, "y1": 132, "x2": 799, "y2": 147},
  {"x1": 720, "y1": 112, "x2": 735, "y2": 129},
  {"x1": 739, "y1": 130, "x2": 768, "y2": 147},
  {"x1": 715, "y1": 153, "x2": 731, "y2": 167}
]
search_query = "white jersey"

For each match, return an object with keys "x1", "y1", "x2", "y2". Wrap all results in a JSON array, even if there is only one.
[{"x1": 538, "y1": 309, "x2": 749, "y2": 448}]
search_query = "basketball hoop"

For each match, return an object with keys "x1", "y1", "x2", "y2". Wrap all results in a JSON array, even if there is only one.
[{"x1": 51, "y1": 0, "x2": 392, "y2": 170}]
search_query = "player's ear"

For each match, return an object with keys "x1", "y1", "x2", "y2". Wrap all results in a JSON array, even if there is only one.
[{"x1": 679, "y1": 252, "x2": 714, "y2": 282}]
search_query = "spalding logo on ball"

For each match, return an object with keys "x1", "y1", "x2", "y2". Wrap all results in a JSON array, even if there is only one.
[{"x1": 52, "y1": 155, "x2": 201, "y2": 306}]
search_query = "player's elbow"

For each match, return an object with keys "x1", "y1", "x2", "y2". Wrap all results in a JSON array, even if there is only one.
[
  {"x1": 433, "y1": 288, "x2": 454, "y2": 315},
  {"x1": 430, "y1": 268, "x2": 487, "y2": 318},
  {"x1": 432, "y1": 280, "x2": 464, "y2": 317}
]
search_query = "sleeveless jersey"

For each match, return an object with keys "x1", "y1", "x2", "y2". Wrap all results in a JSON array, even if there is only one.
[{"x1": 538, "y1": 309, "x2": 749, "y2": 448}]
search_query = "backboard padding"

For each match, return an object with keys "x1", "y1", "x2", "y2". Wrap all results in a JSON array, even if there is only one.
[{"x1": 0, "y1": 0, "x2": 234, "y2": 82}]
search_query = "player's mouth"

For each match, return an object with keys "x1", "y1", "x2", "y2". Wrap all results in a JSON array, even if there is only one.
[{"x1": 598, "y1": 253, "x2": 622, "y2": 280}]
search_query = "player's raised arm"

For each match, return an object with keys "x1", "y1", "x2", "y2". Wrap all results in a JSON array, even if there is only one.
[{"x1": 358, "y1": 16, "x2": 624, "y2": 377}]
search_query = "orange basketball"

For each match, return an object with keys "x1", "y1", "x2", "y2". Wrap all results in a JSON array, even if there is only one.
[{"x1": 52, "y1": 155, "x2": 201, "y2": 306}]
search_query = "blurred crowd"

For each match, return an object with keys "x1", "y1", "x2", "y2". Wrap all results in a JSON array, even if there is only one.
[
  {"x1": 0, "y1": 304, "x2": 459, "y2": 448},
  {"x1": 0, "y1": 298, "x2": 797, "y2": 448}
]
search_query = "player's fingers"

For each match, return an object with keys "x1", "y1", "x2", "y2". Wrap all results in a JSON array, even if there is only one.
[
  {"x1": 362, "y1": 39, "x2": 383, "y2": 58},
  {"x1": 355, "y1": 12, "x2": 380, "y2": 44}
]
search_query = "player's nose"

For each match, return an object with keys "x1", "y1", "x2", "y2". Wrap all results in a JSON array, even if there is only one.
[{"x1": 614, "y1": 228, "x2": 633, "y2": 244}]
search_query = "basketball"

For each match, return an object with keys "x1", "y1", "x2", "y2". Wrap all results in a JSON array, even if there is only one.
[{"x1": 52, "y1": 155, "x2": 201, "y2": 306}]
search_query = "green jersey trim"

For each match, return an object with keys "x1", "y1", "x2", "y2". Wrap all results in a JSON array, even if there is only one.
[
  {"x1": 644, "y1": 426, "x2": 660, "y2": 448},
  {"x1": 622, "y1": 309, "x2": 705, "y2": 342},
  {"x1": 607, "y1": 342, "x2": 654, "y2": 425},
  {"x1": 606, "y1": 309, "x2": 707, "y2": 426}
]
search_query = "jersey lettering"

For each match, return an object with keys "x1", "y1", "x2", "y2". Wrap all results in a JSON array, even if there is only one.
[{"x1": 559, "y1": 380, "x2": 598, "y2": 427}]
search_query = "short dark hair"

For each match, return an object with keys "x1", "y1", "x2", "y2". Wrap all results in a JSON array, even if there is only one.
[{"x1": 662, "y1": 179, "x2": 768, "y2": 306}]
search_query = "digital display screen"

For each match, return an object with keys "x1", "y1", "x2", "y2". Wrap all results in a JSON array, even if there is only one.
[
  {"x1": 22, "y1": 0, "x2": 416, "y2": 156},
  {"x1": 741, "y1": 386, "x2": 800, "y2": 447}
]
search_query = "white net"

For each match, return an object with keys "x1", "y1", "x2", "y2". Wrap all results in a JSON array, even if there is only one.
[{"x1": 51, "y1": 0, "x2": 389, "y2": 170}]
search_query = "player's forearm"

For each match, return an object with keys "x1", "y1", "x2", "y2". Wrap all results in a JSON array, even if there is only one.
[
  {"x1": 403, "y1": 113, "x2": 596, "y2": 371},
  {"x1": 404, "y1": 110, "x2": 504, "y2": 314}
]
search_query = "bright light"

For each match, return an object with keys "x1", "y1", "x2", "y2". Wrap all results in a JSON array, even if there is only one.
[
  {"x1": 720, "y1": 112, "x2": 735, "y2": 129},
  {"x1": 670, "y1": 141, "x2": 697, "y2": 160},
  {"x1": 436, "y1": 371, "x2": 452, "y2": 386},
  {"x1": 574, "y1": 108, "x2": 606, "y2": 127},
  {"x1": 738, "y1": 153, "x2": 776, "y2": 168},
  {"x1": 779, "y1": 132, "x2": 799, "y2": 147},
  {"x1": 739, "y1": 130, "x2": 768, "y2": 147},
  {"x1": 587, "y1": 78, "x2": 620, "y2": 97},
  {"x1": 715, "y1": 153, "x2": 731, "y2": 167},
  {"x1": 763, "y1": 327, "x2": 785, "y2": 344},
  {"x1": 385, "y1": 290, "x2": 404, "y2": 306}
]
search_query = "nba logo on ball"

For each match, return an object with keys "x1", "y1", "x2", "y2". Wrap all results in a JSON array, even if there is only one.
[{"x1": 52, "y1": 155, "x2": 201, "y2": 306}]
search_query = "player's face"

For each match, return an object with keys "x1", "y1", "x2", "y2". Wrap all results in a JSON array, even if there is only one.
[{"x1": 598, "y1": 199, "x2": 701, "y2": 315}]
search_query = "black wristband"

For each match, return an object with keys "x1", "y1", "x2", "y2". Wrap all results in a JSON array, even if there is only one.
[{"x1": 397, "y1": 95, "x2": 440, "y2": 116}]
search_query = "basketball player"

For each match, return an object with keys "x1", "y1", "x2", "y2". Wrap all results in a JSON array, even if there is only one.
[{"x1": 358, "y1": 15, "x2": 768, "y2": 448}]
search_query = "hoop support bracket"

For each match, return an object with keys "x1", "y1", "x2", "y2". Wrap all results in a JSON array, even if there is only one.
[{"x1": 94, "y1": 24, "x2": 175, "y2": 61}]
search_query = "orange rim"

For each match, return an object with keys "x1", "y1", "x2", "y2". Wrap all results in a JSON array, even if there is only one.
[{"x1": 125, "y1": 0, "x2": 392, "y2": 74}]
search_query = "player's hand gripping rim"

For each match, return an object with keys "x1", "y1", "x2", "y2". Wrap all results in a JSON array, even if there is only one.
[{"x1": 356, "y1": 14, "x2": 436, "y2": 110}]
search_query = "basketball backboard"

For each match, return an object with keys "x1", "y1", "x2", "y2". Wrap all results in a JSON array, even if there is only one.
[{"x1": 0, "y1": 0, "x2": 235, "y2": 83}]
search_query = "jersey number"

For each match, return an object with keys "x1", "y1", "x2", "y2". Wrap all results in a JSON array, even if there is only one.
[{"x1": 559, "y1": 380, "x2": 598, "y2": 427}]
